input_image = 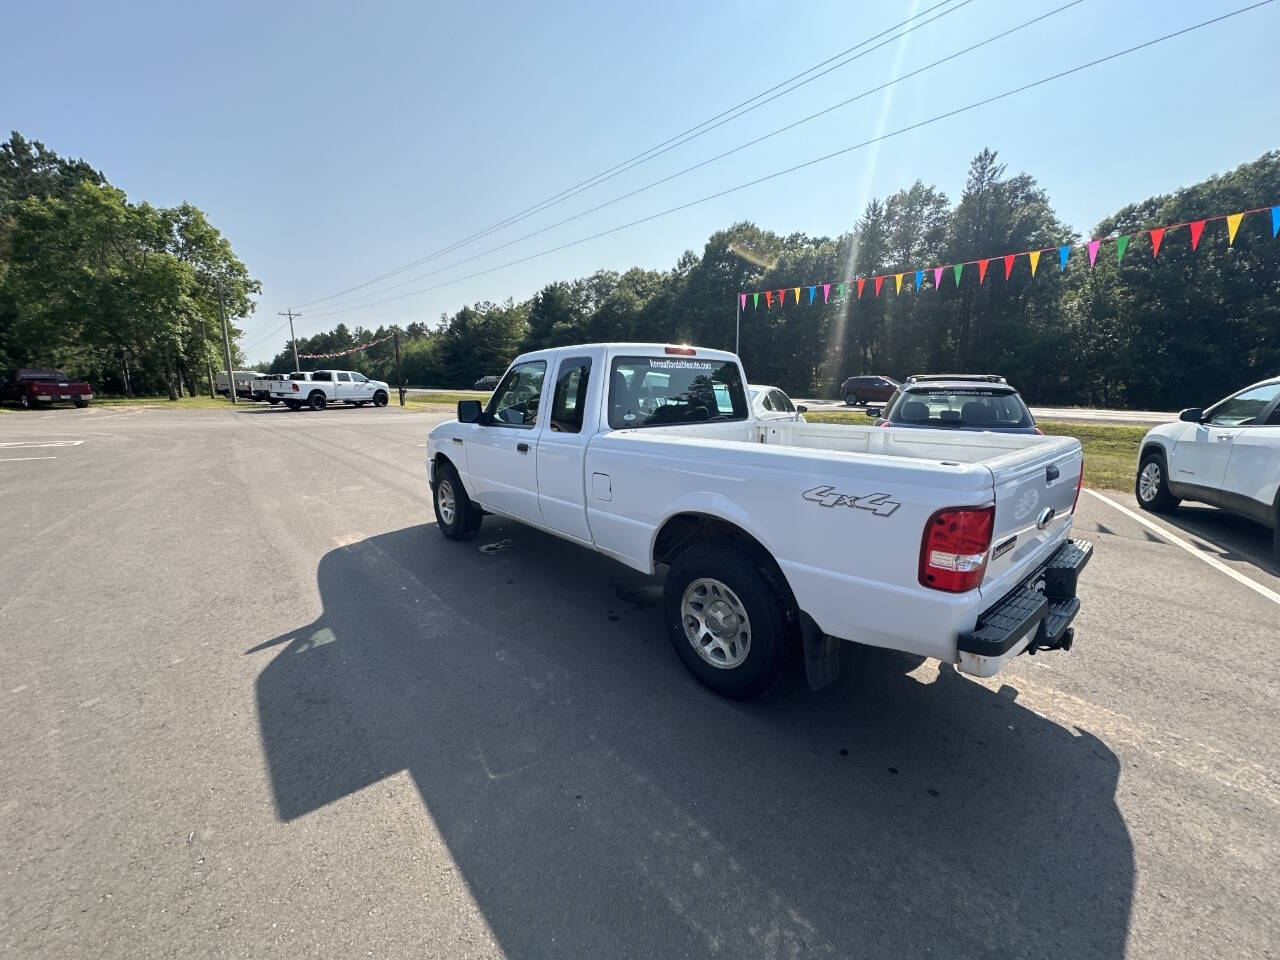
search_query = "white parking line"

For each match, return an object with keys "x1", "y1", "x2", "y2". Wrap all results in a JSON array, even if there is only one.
[
  {"x1": 1084, "y1": 489, "x2": 1280, "y2": 606},
  {"x1": 0, "y1": 440, "x2": 83, "y2": 448},
  {"x1": 0, "y1": 456, "x2": 56, "y2": 462}
]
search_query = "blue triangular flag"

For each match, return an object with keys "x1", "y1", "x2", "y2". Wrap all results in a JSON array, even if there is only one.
[
  {"x1": 1058, "y1": 245, "x2": 1070, "y2": 271},
  {"x1": 808, "y1": 285, "x2": 816, "y2": 304},
  {"x1": 914, "y1": 269, "x2": 924, "y2": 291},
  {"x1": 1272, "y1": 206, "x2": 1280, "y2": 237}
]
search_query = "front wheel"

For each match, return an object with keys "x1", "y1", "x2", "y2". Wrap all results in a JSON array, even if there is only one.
[
  {"x1": 663, "y1": 543, "x2": 790, "y2": 700},
  {"x1": 844, "y1": 392, "x2": 859, "y2": 406},
  {"x1": 1136, "y1": 451, "x2": 1179, "y2": 513},
  {"x1": 433, "y1": 461, "x2": 483, "y2": 540},
  {"x1": 373, "y1": 390, "x2": 388, "y2": 407}
]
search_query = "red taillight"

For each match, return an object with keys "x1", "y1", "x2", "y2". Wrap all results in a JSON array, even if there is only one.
[
  {"x1": 291, "y1": 383, "x2": 299, "y2": 392},
  {"x1": 1072, "y1": 458, "x2": 1084, "y2": 514},
  {"x1": 664, "y1": 346, "x2": 696, "y2": 355},
  {"x1": 919, "y1": 506, "x2": 995, "y2": 593}
]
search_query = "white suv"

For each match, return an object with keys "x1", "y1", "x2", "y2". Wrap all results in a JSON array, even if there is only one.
[{"x1": 1135, "y1": 376, "x2": 1280, "y2": 558}]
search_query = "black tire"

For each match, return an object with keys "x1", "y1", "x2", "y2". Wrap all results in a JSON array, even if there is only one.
[
  {"x1": 74, "y1": 399, "x2": 88, "y2": 408},
  {"x1": 844, "y1": 391, "x2": 859, "y2": 406},
  {"x1": 1136, "y1": 449, "x2": 1180, "y2": 513},
  {"x1": 663, "y1": 542, "x2": 790, "y2": 700},
  {"x1": 308, "y1": 391, "x2": 327, "y2": 411},
  {"x1": 268, "y1": 399, "x2": 280, "y2": 406},
  {"x1": 285, "y1": 400, "x2": 302, "y2": 411},
  {"x1": 373, "y1": 390, "x2": 388, "y2": 407},
  {"x1": 19, "y1": 394, "x2": 33, "y2": 410},
  {"x1": 432, "y1": 460, "x2": 483, "y2": 540}
]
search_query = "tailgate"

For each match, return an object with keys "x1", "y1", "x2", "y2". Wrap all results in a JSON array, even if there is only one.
[{"x1": 980, "y1": 436, "x2": 1083, "y2": 607}]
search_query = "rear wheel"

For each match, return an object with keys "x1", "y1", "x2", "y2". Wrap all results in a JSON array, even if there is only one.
[
  {"x1": 373, "y1": 390, "x2": 388, "y2": 407},
  {"x1": 268, "y1": 399, "x2": 280, "y2": 406},
  {"x1": 663, "y1": 543, "x2": 790, "y2": 700},
  {"x1": 433, "y1": 461, "x2": 482, "y2": 540},
  {"x1": 844, "y1": 391, "x2": 859, "y2": 406},
  {"x1": 19, "y1": 394, "x2": 32, "y2": 410},
  {"x1": 308, "y1": 391, "x2": 327, "y2": 411},
  {"x1": 285, "y1": 400, "x2": 302, "y2": 411},
  {"x1": 74, "y1": 399, "x2": 88, "y2": 408},
  {"x1": 1136, "y1": 450, "x2": 1179, "y2": 513}
]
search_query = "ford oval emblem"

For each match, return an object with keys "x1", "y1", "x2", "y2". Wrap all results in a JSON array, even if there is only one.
[{"x1": 1036, "y1": 506, "x2": 1056, "y2": 529}]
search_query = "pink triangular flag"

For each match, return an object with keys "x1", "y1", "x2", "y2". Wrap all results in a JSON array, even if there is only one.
[
  {"x1": 933, "y1": 266, "x2": 944, "y2": 288},
  {"x1": 739, "y1": 293, "x2": 746, "y2": 310},
  {"x1": 822, "y1": 283, "x2": 830, "y2": 303},
  {"x1": 1087, "y1": 240, "x2": 1101, "y2": 266},
  {"x1": 1189, "y1": 220, "x2": 1206, "y2": 250}
]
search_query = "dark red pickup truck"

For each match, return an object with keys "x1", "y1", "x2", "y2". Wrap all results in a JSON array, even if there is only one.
[{"x1": 0, "y1": 369, "x2": 94, "y2": 409}]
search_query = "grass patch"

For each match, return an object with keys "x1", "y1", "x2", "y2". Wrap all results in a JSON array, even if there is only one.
[
  {"x1": 90, "y1": 395, "x2": 238, "y2": 409},
  {"x1": 403, "y1": 389, "x2": 490, "y2": 407},
  {"x1": 804, "y1": 411, "x2": 1144, "y2": 491}
]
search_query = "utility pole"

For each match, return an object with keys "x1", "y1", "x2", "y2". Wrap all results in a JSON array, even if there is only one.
[
  {"x1": 278, "y1": 309, "x2": 302, "y2": 370},
  {"x1": 393, "y1": 327, "x2": 405, "y2": 406},
  {"x1": 217, "y1": 278, "x2": 237, "y2": 405}
]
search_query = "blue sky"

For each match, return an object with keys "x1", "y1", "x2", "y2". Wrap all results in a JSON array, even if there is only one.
[{"x1": 5, "y1": 0, "x2": 1277, "y2": 362}]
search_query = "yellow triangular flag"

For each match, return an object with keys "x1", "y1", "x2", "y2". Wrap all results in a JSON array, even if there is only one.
[
  {"x1": 1028, "y1": 250, "x2": 1041, "y2": 276},
  {"x1": 793, "y1": 287, "x2": 801, "y2": 303},
  {"x1": 894, "y1": 273, "x2": 903, "y2": 294},
  {"x1": 1226, "y1": 212, "x2": 1244, "y2": 245}
]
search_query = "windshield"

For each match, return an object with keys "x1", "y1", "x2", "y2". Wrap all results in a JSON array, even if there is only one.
[
  {"x1": 886, "y1": 387, "x2": 1033, "y2": 428},
  {"x1": 608, "y1": 356, "x2": 748, "y2": 429}
]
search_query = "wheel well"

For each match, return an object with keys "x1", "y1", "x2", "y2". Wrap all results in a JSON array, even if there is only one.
[
  {"x1": 308, "y1": 389, "x2": 325, "y2": 399},
  {"x1": 1139, "y1": 441, "x2": 1167, "y2": 463},
  {"x1": 653, "y1": 513, "x2": 798, "y2": 621}
]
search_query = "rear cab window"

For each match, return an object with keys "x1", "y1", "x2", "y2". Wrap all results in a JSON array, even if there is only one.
[
  {"x1": 887, "y1": 387, "x2": 1032, "y2": 428},
  {"x1": 608, "y1": 355, "x2": 748, "y2": 429}
]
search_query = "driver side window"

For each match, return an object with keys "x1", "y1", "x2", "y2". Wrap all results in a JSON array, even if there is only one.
[
  {"x1": 486, "y1": 361, "x2": 547, "y2": 427},
  {"x1": 1208, "y1": 383, "x2": 1280, "y2": 426}
]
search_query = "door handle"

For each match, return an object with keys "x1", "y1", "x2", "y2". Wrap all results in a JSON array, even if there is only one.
[
  {"x1": 516, "y1": 442, "x2": 530, "y2": 453},
  {"x1": 1217, "y1": 433, "x2": 1234, "y2": 441}
]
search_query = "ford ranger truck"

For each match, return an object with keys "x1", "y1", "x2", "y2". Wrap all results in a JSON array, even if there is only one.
[{"x1": 426, "y1": 343, "x2": 1091, "y2": 700}]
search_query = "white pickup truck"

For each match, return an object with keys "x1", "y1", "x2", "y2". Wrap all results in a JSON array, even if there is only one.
[
  {"x1": 426, "y1": 343, "x2": 1091, "y2": 699},
  {"x1": 268, "y1": 369, "x2": 391, "y2": 411}
]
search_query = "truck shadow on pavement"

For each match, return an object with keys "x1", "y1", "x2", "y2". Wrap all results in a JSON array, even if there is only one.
[{"x1": 252, "y1": 523, "x2": 1133, "y2": 959}]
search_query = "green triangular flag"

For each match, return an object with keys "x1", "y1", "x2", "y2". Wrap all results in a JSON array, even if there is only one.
[
  {"x1": 1116, "y1": 235, "x2": 1129, "y2": 263},
  {"x1": 837, "y1": 282, "x2": 845, "y2": 299},
  {"x1": 752, "y1": 292, "x2": 759, "y2": 310},
  {"x1": 952, "y1": 263, "x2": 963, "y2": 286}
]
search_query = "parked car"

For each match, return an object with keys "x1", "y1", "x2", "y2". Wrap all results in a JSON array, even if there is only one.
[
  {"x1": 867, "y1": 377, "x2": 1041, "y2": 434},
  {"x1": 473, "y1": 375, "x2": 501, "y2": 391},
  {"x1": 250, "y1": 373, "x2": 288, "y2": 403},
  {"x1": 0, "y1": 368, "x2": 94, "y2": 409},
  {"x1": 839, "y1": 374, "x2": 899, "y2": 406},
  {"x1": 215, "y1": 369, "x2": 263, "y2": 399},
  {"x1": 749, "y1": 384, "x2": 807, "y2": 422},
  {"x1": 427, "y1": 343, "x2": 1090, "y2": 700},
  {"x1": 1135, "y1": 375, "x2": 1280, "y2": 558},
  {"x1": 268, "y1": 369, "x2": 390, "y2": 411}
]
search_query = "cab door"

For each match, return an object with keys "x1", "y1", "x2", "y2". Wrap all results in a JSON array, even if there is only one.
[
  {"x1": 335, "y1": 371, "x2": 352, "y2": 401},
  {"x1": 1220, "y1": 383, "x2": 1280, "y2": 517},
  {"x1": 466, "y1": 359, "x2": 549, "y2": 525},
  {"x1": 1175, "y1": 382, "x2": 1280, "y2": 495},
  {"x1": 536, "y1": 350, "x2": 603, "y2": 543}
]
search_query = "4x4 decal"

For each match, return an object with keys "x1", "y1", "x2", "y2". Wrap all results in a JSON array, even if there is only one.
[{"x1": 802, "y1": 485, "x2": 901, "y2": 517}]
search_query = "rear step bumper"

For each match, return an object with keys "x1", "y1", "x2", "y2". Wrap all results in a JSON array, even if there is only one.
[{"x1": 955, "y1": 539, "x2": 1093, "y2": 678}]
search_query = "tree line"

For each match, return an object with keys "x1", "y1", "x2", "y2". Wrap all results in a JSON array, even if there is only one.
[
  {"x1": 0, "y1": 132, "x2": 259, "y2": 398},
  {"x1": 275, "y1": 148, "x2": 1279, "y2": 410}
]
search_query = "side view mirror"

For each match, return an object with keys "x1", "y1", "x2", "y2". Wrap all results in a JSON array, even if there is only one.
[
  {"x1": 865, "y1": 407, "x2": 881, "y2": 418},
  {"x1": 796, "y1": 405, "x2": 809, "y2": 414},
  {"x1": 1179, "y1": 407, "x2": 1204, "y2": 423},
  {"x1": 457, "y1": 399, "x2": 483, "y2": 423}
]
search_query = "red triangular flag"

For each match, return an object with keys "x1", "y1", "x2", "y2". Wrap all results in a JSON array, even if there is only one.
[
  {"x1": 777, "y1": 289, "x2": 787, "y2": 306},
  {"x1": 1003, "y1": 254, "x2": 1015, "y2": 280},
  {"x1": 764, "y1": 290, "x2": 773, "y2": 307},
  {"x1": 874, "y1": 275, "x2": 884, "y2": 297},
  {"x1": 978, "y1": 259, "x2": 989, "y2": 284},
  {"x1": 1189, "y1": 220, "x2": 1206, "y2": 250},
  {"x1": 1150, "y1": 227, "x2": 1164, "y2": 258},
  {"x1": 856, "y1": 277, "x2": 865, "y2": 298}
]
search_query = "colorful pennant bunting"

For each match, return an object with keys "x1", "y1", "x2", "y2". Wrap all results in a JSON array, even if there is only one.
[{"x1": 738, "y1": 205, "x2": 1275, "y2": 309}]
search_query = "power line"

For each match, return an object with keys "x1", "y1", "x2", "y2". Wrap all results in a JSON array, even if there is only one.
[
  {"x1": 304, "y1": 0, "x2": 1274, "y2": 322},
  {"x1": 242, "y1": 316, "x2": 291, "y2": 352},
  {"x1": 312, "y1": 0, "x2": 1085, "y2": 314},
  {"x1": 294, "y1": 0, "x2": 974, "y2": 308}
]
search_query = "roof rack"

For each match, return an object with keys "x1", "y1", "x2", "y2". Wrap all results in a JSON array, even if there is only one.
[{"x1": 905, "y1": 374, "x2": 1008, "y2": 384}]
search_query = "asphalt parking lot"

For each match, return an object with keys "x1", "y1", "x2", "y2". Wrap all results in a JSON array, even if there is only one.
[{"x1": 2, "y1": 405, "x2": 1277, "y2": 959}]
